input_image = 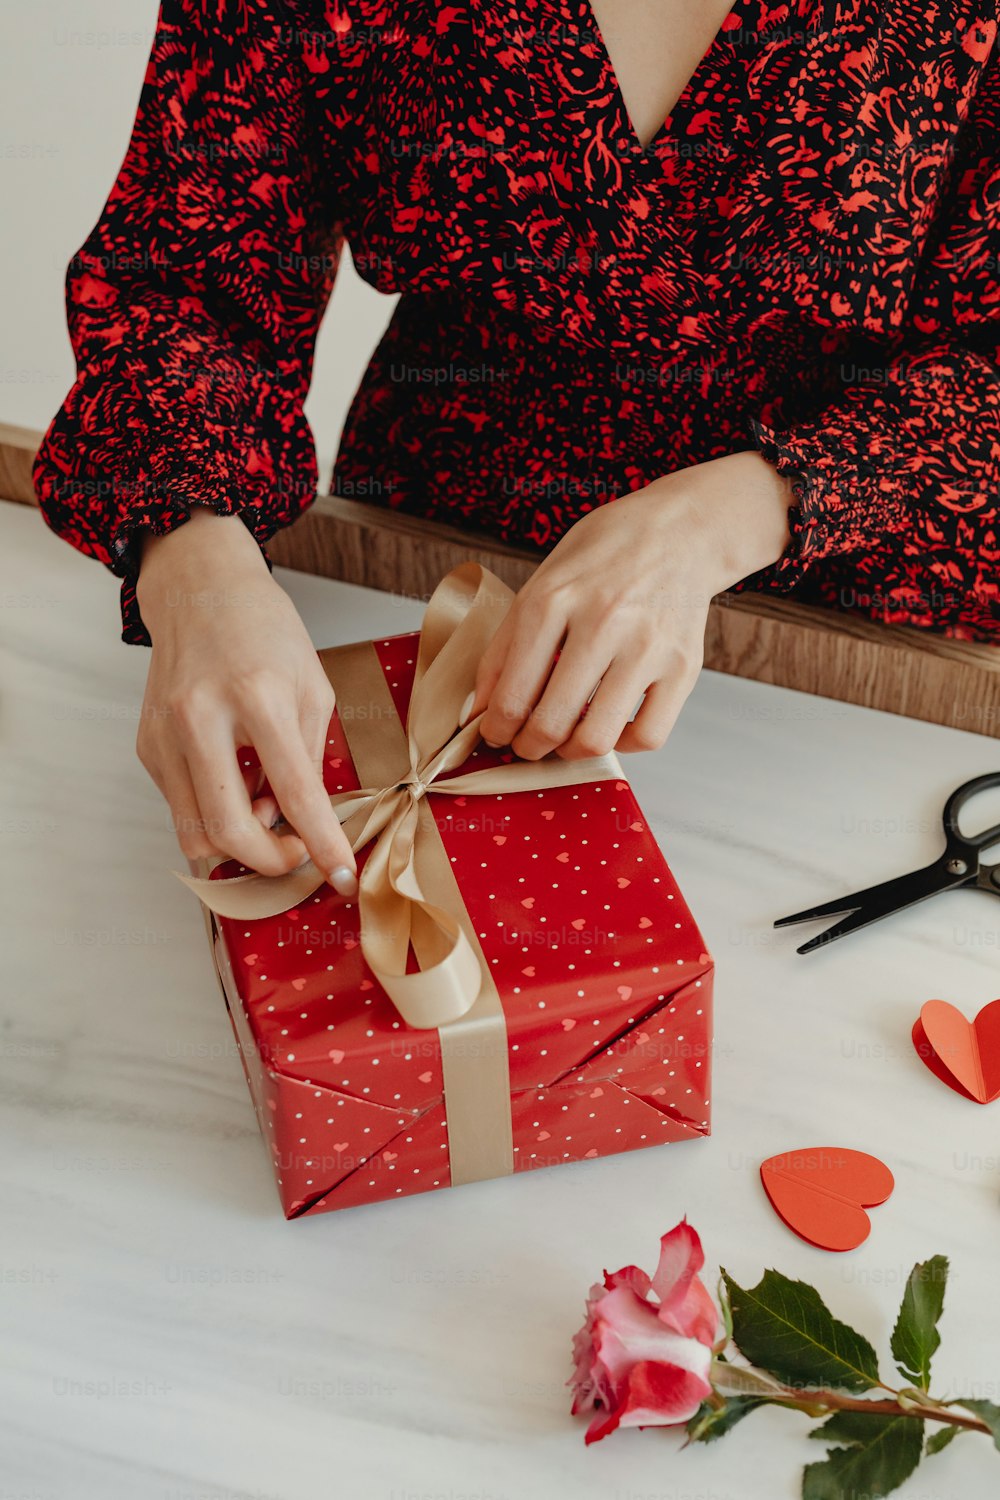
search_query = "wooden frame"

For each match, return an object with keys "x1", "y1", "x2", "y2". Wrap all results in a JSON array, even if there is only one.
[{"x1": 4, "y1": 420, "x2": 999, "y2": 737}]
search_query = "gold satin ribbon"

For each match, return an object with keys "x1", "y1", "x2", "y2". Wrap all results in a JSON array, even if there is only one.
[{"x1": 176, "y1": 562, "x2": 623, "y2": 1185}]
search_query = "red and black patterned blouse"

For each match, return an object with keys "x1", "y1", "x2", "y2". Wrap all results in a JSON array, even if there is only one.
[{"x1": 33, "y1": 1, "x2": 1000, "y2": 645}]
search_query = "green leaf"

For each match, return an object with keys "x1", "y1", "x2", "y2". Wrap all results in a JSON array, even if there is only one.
[
  {"x1": 717, "y1": 1272, "x2": 734, "y2": 1345},
  {"x1": 951, "y1": 1399, "x2": 1000, "y2": 1452},
  {"x1": 926, "y1": 1425, "x2": 961, "y2": 1456},
  {"x1": 803, "y1": 1413, "x2": 924, "y2": 1500},
  {"x1": 890, "y1": 1256, "x2": 948, "y2": 1389},
  {"x1": 686, "y1": 1396, "x2": 767, "y2": 1444},
  {"x1": 722, "y1": 1268, "x2": 881, "y2": 1394}
]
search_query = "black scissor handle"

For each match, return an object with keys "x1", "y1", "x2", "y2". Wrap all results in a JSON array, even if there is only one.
[{"x1": 942, "y1": 772, "x2": 1000, "y2": 852}]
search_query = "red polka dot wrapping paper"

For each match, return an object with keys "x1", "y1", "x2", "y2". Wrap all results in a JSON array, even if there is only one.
[{"x1": 209, "y1": 632, "x2": 714, "y2": 1218}]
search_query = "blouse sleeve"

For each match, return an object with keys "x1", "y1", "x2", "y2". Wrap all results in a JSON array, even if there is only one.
[
  {"x1": 739, "y1": 39, "x2": 1000, "y2": 638},
  {"x1": 32, "y1": 0, "x2": 344, "y2": 646}
]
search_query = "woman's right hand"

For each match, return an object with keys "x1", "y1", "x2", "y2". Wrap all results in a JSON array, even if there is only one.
[{"x1": 135, "y1": 506, "x2": 358, "y2": 893}]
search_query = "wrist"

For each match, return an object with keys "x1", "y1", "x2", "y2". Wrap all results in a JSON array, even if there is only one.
[
  {"x1": 136, "y1": 506, "x2": 270, "y2": 630},
  {"x1": 652, "y1": 452, "x2": 794, "y2": 595}
]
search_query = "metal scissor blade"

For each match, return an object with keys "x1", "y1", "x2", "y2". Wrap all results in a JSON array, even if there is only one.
[{"x1": 774, "y1": 860, "x2": 964, "y2": 954}]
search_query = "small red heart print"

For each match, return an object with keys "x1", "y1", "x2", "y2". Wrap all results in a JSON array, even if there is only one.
[
  {"x1": 291, "y1": 979, "x2": 306, "y2": 991},
  {"x1": 638, "y1": 916, "x2": 652, "y2": 929},
  {"x1": 541, "y1": 810, "x2": 555, "y2": 820},
  {"x1": 418, "y1": 1071, "x2": 433, "y2": 1083},
  {"x1": 571, "y1": 918, "x2": 586, "y2": 930},
  {"x1": 589, "y1": 1087, "x2": 603, "y2": 1098},
  {"x1": 760, "y1": 1147, "x2": 895, "y2": 1252},
  {"x1": 493, "y1": 835, "x2": 507, "y2": 845},
  {"x1": 522, "y1": 966, "x2": 536, "y2": 977},
  {"x1": 521, "y1": 896, "x2": 535, "y2": 909},
  {"x1": 245, "y1": 954, "x2": 258, "y2": 966},
  {"x1": 537, "y1": 1130, "x2": 551, "y2": 1141},
  {"x1": 561, "y1": 1018, "x2": 576, "y2": 1031},
  {"x1": 328, "y1": 1048, "x2": 345, "y2": 1064},
  {"x1": 556, "y1": 852, "x2": 570, "y2": 863},
  {"x1": 333, "y1": 1142, "x2": 349, "y2": 1153},
  {"x1": 616, "y1": 985, "x2": 632, "y2": 1000},
  {"x1": 617, "y1": 877, "x2": 631, "y2": 889},
  {"x1": 382, "y1": 1150, "x2": 397, "y2": 1162},
  {"x1": 584, "y1": 1148, "x2": 599, "y2": 1158}
]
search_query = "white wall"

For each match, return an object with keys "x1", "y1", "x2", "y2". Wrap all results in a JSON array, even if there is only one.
[{"x1": 0, "y1": 0, "x2": 396, "y2": 484}]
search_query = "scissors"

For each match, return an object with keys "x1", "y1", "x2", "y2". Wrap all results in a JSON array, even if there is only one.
[{"x1": 775, "y1": 772, "x2": 1000, "y2": 954}]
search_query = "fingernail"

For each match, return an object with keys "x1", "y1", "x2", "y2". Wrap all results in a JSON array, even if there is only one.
[
  {"x1": 459, "y1": 691, "x2": 476, "y2": 727},
  {"x1": 328, "y1": 865, "x2": 358, "y2": 897}
]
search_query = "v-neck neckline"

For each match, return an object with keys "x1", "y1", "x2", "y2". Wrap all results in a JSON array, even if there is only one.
[{"x1": 581, "y1": 0, "x2": 744, "y2": 158}]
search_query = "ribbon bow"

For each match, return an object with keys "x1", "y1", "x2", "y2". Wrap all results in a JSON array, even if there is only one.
[{"x1": 175, "y1": 563, "x2": 620, "y2": 1030}]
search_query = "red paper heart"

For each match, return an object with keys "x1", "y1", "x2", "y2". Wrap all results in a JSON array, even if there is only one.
[
  {"x1": 760, "y1": 1147, "x2": 894, "y2": 1252},
  {"x1": 914, "y1": 999, "x2": 1000, "y2": 1104}
]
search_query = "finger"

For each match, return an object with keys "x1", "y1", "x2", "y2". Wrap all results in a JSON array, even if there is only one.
[
  {"x1": 511, "y1": 627, "x2": 612, "y2": 760},
  {"x1": 160, "y1": 756, "x2": 225, "y2": 860},
  {"x1": 555, "y1": 656, "x2": 649, "y2": 760},
  {"x1": 478, "y1": 600, "x2": 569, "y2": 748},
  {"x1": 236, "y1": 758, "x2": 279, "y2": 828},
  {"x1": 248, "y1": 709, "x2": 359, "y2": 893},
  {"x1": 616, "y1": 673, "x2": 693, "y2": 754},
  {"x1": 184, "y1": 722, "x2": 311, "y2": 877}
]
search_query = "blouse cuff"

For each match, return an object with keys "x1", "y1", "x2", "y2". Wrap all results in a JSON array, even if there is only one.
[{"x1": 738, "y1": 412, "x2": 871, "y2": 594}]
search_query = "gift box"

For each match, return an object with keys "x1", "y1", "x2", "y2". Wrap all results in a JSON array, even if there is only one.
[{"x1": 185, "y1": 566, "x2": 714, "y2": 1218}]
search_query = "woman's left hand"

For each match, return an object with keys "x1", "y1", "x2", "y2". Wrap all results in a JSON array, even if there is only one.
[{"x1": 463, "y1": 451, "x2": 793, "y2": 760}]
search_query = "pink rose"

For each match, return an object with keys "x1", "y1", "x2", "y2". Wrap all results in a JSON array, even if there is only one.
[{"x1": 569, "y1": 1219, "x2": 719, "y2": 1444}]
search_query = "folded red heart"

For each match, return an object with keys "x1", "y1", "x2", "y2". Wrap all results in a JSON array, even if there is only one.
[
  {"x1": 913, "y1": 998, "x2": 1000, "y2": 1104},
  {"x1": 759, "y1": 1147, "x2": 895, "y2": 1253}
]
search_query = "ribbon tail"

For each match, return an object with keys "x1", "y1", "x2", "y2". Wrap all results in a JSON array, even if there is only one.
[{"x1": 358, "y1": 798, "x2": 486, "y2": 1029}]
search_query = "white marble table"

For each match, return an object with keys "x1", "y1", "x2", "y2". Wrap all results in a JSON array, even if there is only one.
[{"x1": 3, "y1": 498, "x2": 1000, "y2": 1500}]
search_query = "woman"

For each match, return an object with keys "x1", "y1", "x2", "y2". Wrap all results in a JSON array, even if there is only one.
[{"x1": 34, "y1": 1, "x2": 1000, "y2": 895}]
